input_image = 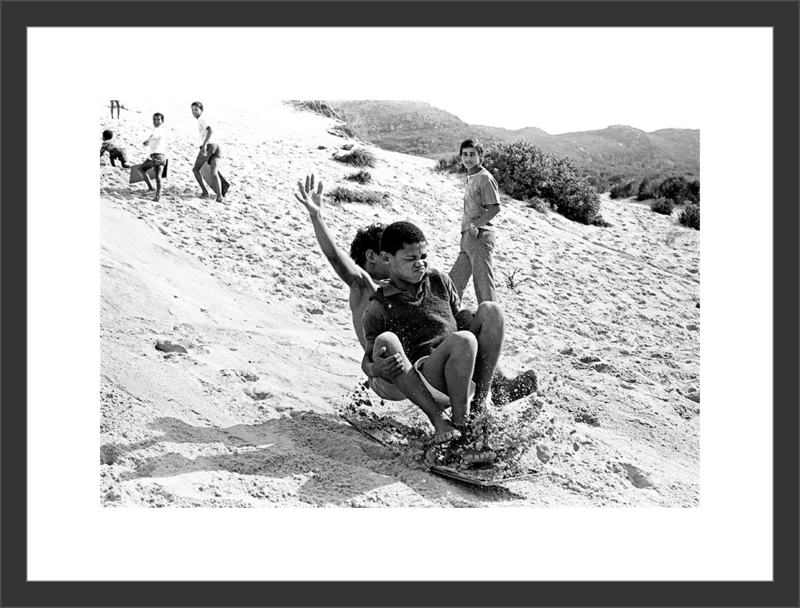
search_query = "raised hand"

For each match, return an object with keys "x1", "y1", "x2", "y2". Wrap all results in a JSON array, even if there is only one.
[{"x1": 294, "y1": 174, "x2": 325, "y2": 217}]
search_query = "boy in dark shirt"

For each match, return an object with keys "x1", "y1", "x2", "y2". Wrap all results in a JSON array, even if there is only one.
[
  {"x1": 100, "y1": 130, "x2": 131, "y2": 168},
  {"x1": 362, "y1": 221, "x2": 506, "y2": 461}
]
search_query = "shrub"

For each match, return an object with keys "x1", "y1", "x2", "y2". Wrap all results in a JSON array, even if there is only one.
[
  {"x1": 610, "y1": 180, "x2": 637, "y2": 199},
  {"x1": 636, "y1": 175, "x2": 661, "y2": 201},
  {"x1": 678, "y1": 204, "x2": 700, "y2": 230},
  {"x1": 688, "y1": 180, "x2": 700, "y2": 204},
  {"x1": 345, "y1": 169, "x2": 372, "y2": 184},
  {"x1": 328, "y1": 186, "x2": 387, "y2": 205},
  {"x1": 333, "y1": 147, "x2": 377, "y2": 168},
  {"x1": 657, "y1": 176, "x2": 694, "y2": 205},
  {"x1": 484, "y1": 141, "x2": 602, "y2": 225},
  {"x1": 434, "y1": 154, "x2": 465, "y2": 174},
  {"x1": 650, "y1": 197, "x2": 675, "y2": 215}
]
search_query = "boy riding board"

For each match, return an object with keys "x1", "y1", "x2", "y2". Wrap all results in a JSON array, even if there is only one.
[
  {"x1": 294, "y1": 176, "x2": 536, "y2": 451},
  {"x1": 362, "y1": 221, "x2": 507, "y2": 464},
  {"x1": 293, "y1": 175, "x2": 464, "y2": 446}
]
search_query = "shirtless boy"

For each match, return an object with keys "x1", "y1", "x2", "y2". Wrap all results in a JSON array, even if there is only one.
[{"x1": 294, "y1": 176, "x2": 537, "y2": 439}]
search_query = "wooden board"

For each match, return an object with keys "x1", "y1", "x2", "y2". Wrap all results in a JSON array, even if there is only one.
[
  {"x1": 200, "y1": 163, "x2": 230, "y2": 197},
  {"x1": 429, "y1": 465, "x2": 538, "y2": 488},
  {"x1": 129, "y1": 158, "x2": 168, "y2": 184}
]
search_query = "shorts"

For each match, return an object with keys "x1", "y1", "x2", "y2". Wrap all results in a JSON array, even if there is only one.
[
  {"x1": 368, "y1": 376, "x2": 407, "y2": 401},
  {"x1": 367, "y1": 357, "x2": 476, "y2": 407},
  {"x1": 194, "y1": 143, "x2": 223, "y2": 169},
  {"x1": 109, "y1": 148, "x2": 128, "y2": 164},
  {"x1": 141, "y1": 153, "x2": 166, "y2": 172},
  {"x1": 414, "y1": 356, "x2": 476, "y2": 407}
]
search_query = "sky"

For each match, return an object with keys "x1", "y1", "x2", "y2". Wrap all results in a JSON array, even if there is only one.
[{"x1": 423, "y1": 96, "x2": 700, "y2": 135}]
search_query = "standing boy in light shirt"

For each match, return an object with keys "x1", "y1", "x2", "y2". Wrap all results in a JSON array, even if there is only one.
[
  {"x1": 190, "y1": 101, "x2": 225, "y2": 203},
  {"x1": 449, "y1": 139, "x2": 501, "y2": 304},
  {"x1": 139, "y1": 112, "x2": 167, "y2": 202}
]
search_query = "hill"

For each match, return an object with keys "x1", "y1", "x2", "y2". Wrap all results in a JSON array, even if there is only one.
[
  {"x1": 335, "y1": 100, "x2": 699, "y2": 181},
  {"x1": 100, "y1": 100, "x2": 700, "y2": 508}
]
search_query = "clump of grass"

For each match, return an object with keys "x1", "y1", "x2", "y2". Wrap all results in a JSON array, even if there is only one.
[
  {"x1": 328, "y1": 186, "x2": 387, "y2": 205},
  {"x1": 292, "y1": 100, "x2": 342, "y2": 119},
  {"x1": 328, "y1": 124, "x2": 359, "y2": 139},
  {"x1": 333, "y1": 147, "x2": 377, "y2": 168},
  {"x1": 345, "y1": 169, "x2": 373, "y2": 185},
  {"x1": 664, "y1": 227, "x2": 679, "y2": 247},
  {"x1": 526, "y1": 197, "x2": 550, "y2": 213},
  {"x1": 678, "y1": 204, "x2": 700, "y2": 230},
  {"x1": 650, "y1": 197, "x2": 675, "y2": 215},
  {"x1": 434, "y1": 154, "x2": 465, "y2": 174}
]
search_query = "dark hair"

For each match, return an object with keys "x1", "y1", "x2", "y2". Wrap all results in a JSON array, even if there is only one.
[
  {"x1": 379, "y1": 221, "x2": 426, "y2": 256},
  {"x1": 102, "y1": 129, "x2": 113, "y2": 141},
  {"x1": 459, "y1": 138, "x2": 484, "y2": 158},
  {"x1": 191, "y1": 101, "x2": 204, "y2": 111},
  {"x1": 153, "y1": 112, "x2": 164, "y2": 122},
  {"x1": 349, "y1": 223, "x2": 385, "y2": 269}
]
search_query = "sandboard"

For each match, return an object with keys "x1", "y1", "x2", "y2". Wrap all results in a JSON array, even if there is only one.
[
  {"x1": 129, "y1": 159, "x2": 169, "y2": 184},
  {"x1": 342, "y1": 412, "x2": 535, "y2": 488},
  {"x1": 200, "y1": 163, "x2": 230, "y2": 197},
  {"x1": 429, "y1": 465, "x2": 538, "y2": 488}
]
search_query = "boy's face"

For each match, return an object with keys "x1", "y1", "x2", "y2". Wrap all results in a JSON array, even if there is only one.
[
  {"x1": 383, "y1": 241, "x2": 428, "y2": 286},
  {"x1": 460, "y1": 146, "x2": 482, "y2": 171},
  {"x1": 152, "y1": 115, "x2": 163, "y2": 127},
  {"x1": 191, "y1": 105, "x2": 202, "y2": 119}
]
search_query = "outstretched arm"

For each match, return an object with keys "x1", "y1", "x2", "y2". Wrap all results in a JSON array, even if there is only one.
[{"x1": 294, "y1": 174, "x2": 369, "y2": 289}]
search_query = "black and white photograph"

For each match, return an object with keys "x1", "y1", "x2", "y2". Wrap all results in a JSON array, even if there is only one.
[
  {"x1": 6, "y1": 2, "x2": 796, "y2": 603},
  {"x1": 98, "y1": 96, "x2": 701, "y2": 508}
]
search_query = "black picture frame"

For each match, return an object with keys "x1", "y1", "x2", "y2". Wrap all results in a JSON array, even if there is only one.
[{"x1": 2, "y1": 1, "x2": 797, "y2": 607}]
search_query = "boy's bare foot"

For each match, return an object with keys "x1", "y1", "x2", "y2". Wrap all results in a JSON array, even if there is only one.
[
  {"x1": 216, "y1": 196, "x2": 225, "y2": 203},
  {"x1": 461, "y1": 447, "x2": 497, "y2": 464},
  {"x1": 491, "y1": 370, "x2": 538, "y2": 406},
  {"x1": 447, "y1": 431, "x2": 497, "y2": 465},
  {"x1": 153, "y1": 194, "x2": 160, "y2": 202},
  {"x1": 198, "y1": 192, "x2": 210, "y2": 199},
  {"x1": 432, "y1": 418, "x2": 462, "y2": 445}
]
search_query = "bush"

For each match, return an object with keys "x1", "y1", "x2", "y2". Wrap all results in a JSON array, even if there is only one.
[
  {"x1": 328, "y1": 186, "x2": 387, "y2": 205},
  {"x1": 333, "y1": 147, "x2": 377, "y2": 168},
  {"x1": 650, "y1": 197, "x2": 675, "y2": 215},
  {"x1": 434, "y1": 154, "x2": 465, "y2": 174},
  {"x1": 657, "y1": 176, "x2": 694, "y2": 205},
  {"x1": 688, "y1": 180, "x2": 700, "y2": 204},
  {"x1": 485, "y1": 140, "x2": 602, "y2": 225},
  {"x1": 610, "y1": 180, "x2": 637, "y2": 199},
  {"x1": 636, "y1": 175, "x2": 661, "y2": 201},
  {"x1": 678, "y1": 204, "x2": 700, "y2": 230},
  {"x1": 344, "y1": 169, "x2": 372, "y2": 185}
]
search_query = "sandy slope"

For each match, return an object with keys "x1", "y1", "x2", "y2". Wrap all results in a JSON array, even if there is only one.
[{"x1": 100, "y1": 100, "x2": 700, "y2": 507}]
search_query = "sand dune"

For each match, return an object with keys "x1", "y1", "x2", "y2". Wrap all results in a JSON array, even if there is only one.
[{"x1": 100, "y1": 100, "x2": 699, "y2": 507}]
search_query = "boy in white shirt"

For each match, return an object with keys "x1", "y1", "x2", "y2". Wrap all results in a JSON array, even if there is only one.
[
  {"x1": 139, "y1": 113, "x2": 168, "y2": 202},
  {"x1": 190, "y1": 101, "x2": 225, "y2": 203}
]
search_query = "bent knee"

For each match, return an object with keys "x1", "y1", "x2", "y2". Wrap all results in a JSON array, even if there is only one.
[
  {"x1": 476, "y1": 301, "x2": 504, "y2": 321},
  {"x1": 373, "y1": 332, "x2": 404, "y2": 355},
  {"x1": 449, "y1": 330, "x2": 478, "y2": 354}
]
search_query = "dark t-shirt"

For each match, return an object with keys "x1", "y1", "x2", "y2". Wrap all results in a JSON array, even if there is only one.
[{"x1": 362, "y1": 268, "x2": 461, "y2": 363}]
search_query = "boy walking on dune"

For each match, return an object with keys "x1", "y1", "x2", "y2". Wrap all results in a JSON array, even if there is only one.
[
  {"x1": 449, "y1": 139, "x2": 501, "y2": 304},
  {"x1": 191, "y1": 101, "x2": 225, "y2": 203},
  {"x1": 139, "y1": 113, "x2": 168, "y2": 202}
]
